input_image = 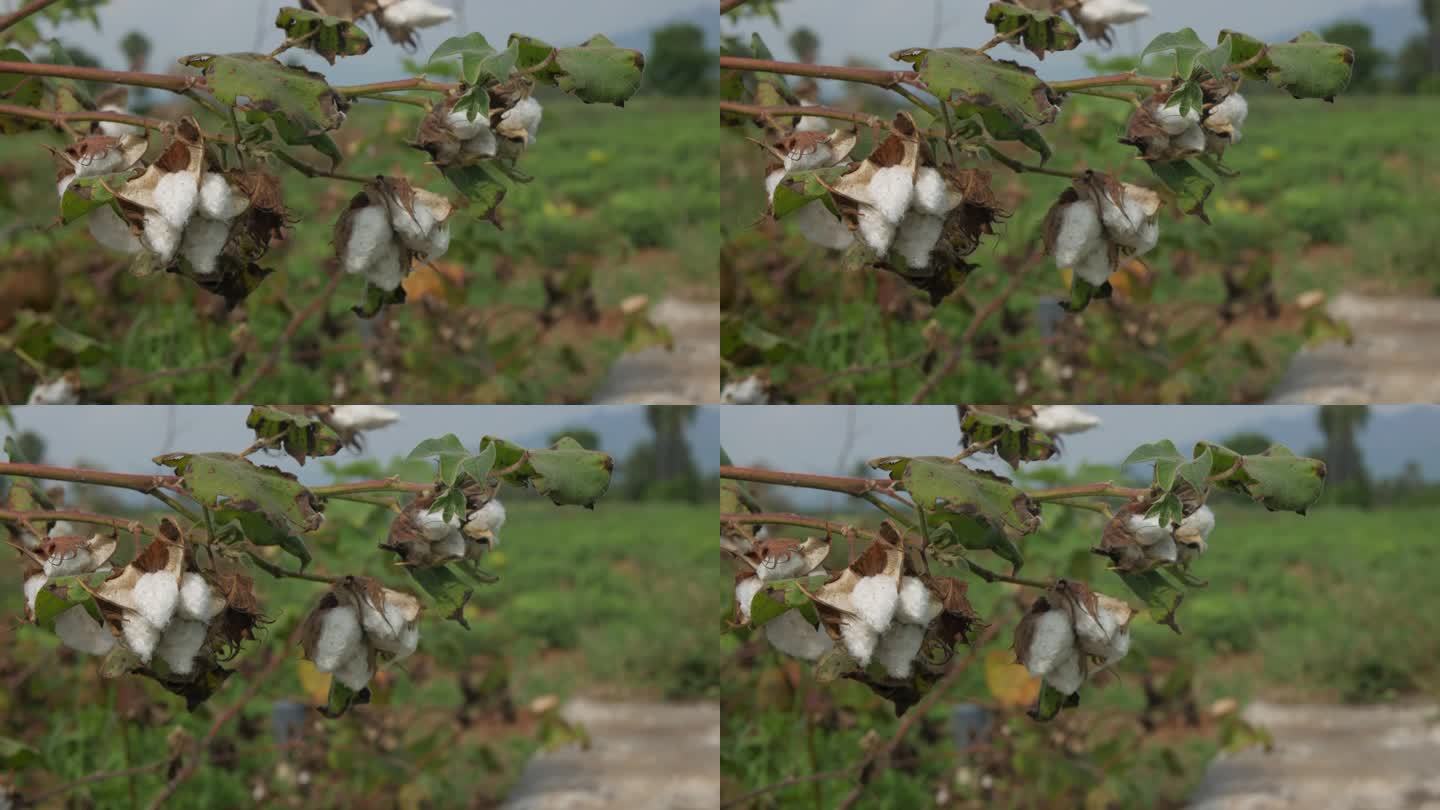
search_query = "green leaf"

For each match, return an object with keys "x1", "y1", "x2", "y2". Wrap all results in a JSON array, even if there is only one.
[
  {"x1": 1175, "y1": 447, "x2": 1213, "y2": 494},
  {"x1": 1116, "y1": 570, "x2": 1185, "y2": 633},
  {"x1": 430, "y1": 33, "x2": 517, "y2": 86},
  {"x1": 959, "y1": 409, "x2": 1059, "y2": 468},
  {"x1": 1124, "y1": 439, "x2": 1184, "y2": 490},
  {"x1": 441, "y1": 163, "x2": 508, "y2": 219},
  {"x1": 1260, "y1": 32, "x2": 1354, "y2": 101},
  {"x1": 214, "y1": 508, "x2": 313, "y2": 570},
  {"x1": 1218, "y1": 30, "x2": 1270, "y2": 71},
  {"x1": 1030, "y1": 682, "x2": 1077, "y2": 722},
  {"x1": 721, "y1": 317, "x2": 794, "y2": 365},
  {"x1": 59, "y1": 177, "x2": 120, "y2": 224},
  {"x1": 352, "y1": 282, "x2": 406, "y2": 318},
  {"x1": 407, "y1": 434, "x2": 470, "y2": 487},
  {"x1": 480, "y1": 436, "x2": 613, "y2": 508},
  {"x1": 6, "y1": 310, "x2": 107, "y2": 367},
  {"x1": 1139, "y1": 28, "x2": 1207, "y2": 77},
  {"x1": 458, "y1": 443, "x2": 497, "y2": 486},
  {"x1": 408, "y1": 566, "x2": 473, "y2": 627},
  {"x1": 747, "y1": 592, "x2": 790, "y2": 627},
  {"x1": 893, "y1": 47, "x2": 1057, "y2": 136},
  {"x1": 771, "y1": 166, "x2": 846, "y2": 219},
  {"x1": 274, "y1": 7, "x2": 371, "y2": 65},
  {"x1": 180, "y1": 53, "x2": 346, "y2": 137},
  {"x1": 1148, "y1": 159, "x2": 1214, "y2": 222},
  {"x1": 0, "y1": 48, "x2": 45, "y2": 134},
  {"x1": 510, "y1": 33, "x2": 644, "y2": 106},
  {"x1": 1196, "y1": 36, "x2": 1233, "y2": 81},
  {"x1": 0, "y1": 735, "x2": 43, "y2": 770},
  {"x1": 1195, "y1": 442, "x2": 1327, "y2": 514},
  {"x1": 320, "y1": 678, "x2": 370, "y2": 718},
  {"x1": 983, "y1": 2, "x2": 1080, "y2": 60},
  {"x1": 1063, "y1": 275, "x2": 1108, "y2": 313},
  {"x1": 154, "y1": 452, "x2": 324, "y2": 534},
  {"x1": 245, "y1": 406, "x2": 343, "y2": 465}
]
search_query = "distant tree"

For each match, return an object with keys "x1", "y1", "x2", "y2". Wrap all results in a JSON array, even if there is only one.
[
  {"x1": 1318, "y1": 405, "x2": 1372, "y2": 507},
  {"x1": 11, "y1": 430, "x2": 46, "y2": 464},
  {"x1": 546, "y1": 427, "x2": 601, "y2": 451},
  {"x1": 788, "y1": 27, "x2": 819, "y2": 63},
  {"x1": 1318, "y1": 21, "x2": 1386, "y2": 90},
  {"x1": 119, "y1": 30, "x2": 151, "y2": 72},
  {"x1": 1396, "y1": 34, "x2": 1440, "y2": 93},
  {"x1": 647, "y1": 23, "x2": 712, "y2": 96},
  {"x1": 646, "y1": 405, "x2": 696, "y2": 483},
  {"x1": 1420, "y1": 0, "x2": 1440, "y2": 72},
  {"x1": 1216, "y1": 431, "x2": 1274, "y2": 457}
]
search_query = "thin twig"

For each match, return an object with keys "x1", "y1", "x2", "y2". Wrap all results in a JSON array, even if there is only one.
[
  {"x1": 1050, "y1": 71, "x2": 1168, "y2": 93},
  {"x1": 966, "y1": 560, "x2": 1049, "y2": 590},
  {"x1": 721, "y1": 512, "x2": 879, "y2": 542},
  {"x1": 273, "y1": 149, "x2": 371, "y2": 184},
  {"x1": 227, "y1": 268, "x2": 348, "y2": 403},
  {"x1": 720, "y1": 100, "x2": 885, "y2": 130},
  {"x1": 0, "y1": 462, "x2": 179, "y2": 493},
  {"x1": 1029, "y1": 482, "x2": 1146, "y2": 501},
  {"x1": 719, "y1": 56, "x2": 918, "y2": 88},
  {"x1": 310, "y1": 477, "x2": 428, "y2": 497},
  {"x1": 242, "y1": 547, "x2": 341, "y2": 584},
  {"x1": 721, "y1": 465, "x2": 897, "y2": 498},
  {"x1": 21, "y1": 760, "x2": 169, "y2": 806},
  {"x1": 0, "y1": 103, "x2": 165, "y2": 132},
  {"x1": 0, "y1": 508, "x2": 150, "y2": 537},
  {"x1": 0, "y1": 0, "x2": 65, "y2": 35},
  {"x1": 0, "y1": 60, "x2": 195, "y2": 92}
]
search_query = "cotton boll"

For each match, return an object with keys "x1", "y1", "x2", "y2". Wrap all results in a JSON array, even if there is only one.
[
  {"x1": 1097, "y1": 191, "x2": 1144, "y2": 244},
  {"x1": 796, "y1": 103, "x2": 829, "y2": 133},
  {"x1": 1044, "y1": 649, "x2": 1085, "y2": 694},
  {"x1": 198, "y1": 173, "x2": 249, "y2": 221},
  {"x1": 88, "y1": 206, "x2": 142, "y2": 253},
  {"x1": 735, "y1": 577, "x2": 763, "y2": 622},
  {"x1": 417, "y1": 508, "x2": 461, "y2": 541},
  {"x1": 913, "y1": 166, "x2": 963, "y2": 217},
  {"x1": 1073, "y1": 247, "x2": 1113, "y2": 287},
  {"x1": 1154, "y1": 101, "x2": 1200, "y2": 136},
  {"x1": 447, "y1": 110, "x2": 488, "y2": 139},
  {"x1": 153, "y1": 171, "x2": 200, "y2": 229},
  {"x1": 895, "y1": 577, "x2": 942, "y2": 626},
  {"x1": 1206, "y1": 93, "x2": 1248, "y2": 142},
  {"x1": 1128, "y1": 218, "x2": 1159, "y2": 256},
  {"x1": 313, "y1": 605, "x2": 363, "y2": 672},
  {"x1": 462, "y1": 127, "x2": 499, "y2": 159},
  {"x1": 851, "y1": 575, "x2": 899, "y2": 634},
  {"x1": 1125, "y1": 514, "x2": 1172, "y2": 547},
  {"x1": 178, "y1": 572, "x2": 226, "y2": 622},
  {"x1": 1071, "y1": 594, "x2": 1133, "y2": 664},
  {"x1": 330, "y1": 405, "x2": 400, "y2": 431},
  {"x1": 133, "y1": 570, "x2": 180, "y2": 629},
  {"x1": 387, "y1": 196, "x2": 438, "y2": 253},
  {"x1": 156, "y1": 619, "x2": 209, "y2": 675},
  {"x1": 142, "y1": 212, "x2": 182, "y2": 264},
  {"x1": 122, "y1": 612, "x2": 162, "y2": 663},
  {"x1": 57, "y1": 173, "x2": 75, "y2": 199},
  {"x1": 179, "y1": 217, "x2": 231, "y2": 276},
  {"x1": 466, "y1": 499, "x2": 507, "y2": 534},
  {"x1": 364, "y1": 239, "x2": 408, "y2": 292},
  {"x1": 857, "y1": 207, "x2": 897, "y2": 254},
  {"x1": 1024, "y1": 609, "x2": 1075, "y2": 677},
  {"x1": 331, "y1": 649, "x2": 373, "y2": 690},
  {"x1": 765, "y1": 610, "x2": 833, "y2": 661},
  {"x1": 380, "y1": 0, "x2": 454, "y2": 28},
  {"x1": 55, "y1": 605, "x2": 117, "y2": 656},
  {"x1": 764, "y1": 170, "x2": 785, "y2": 203},
  {"x1": 782, "y1": 142, "x2": 833, "y2": 173},
  {"x1": 1176, "y1": 505, "x2": 1215, "y2": 556},
  {"x1": 721, "y1": 375, "x2": 769, "y2": 405},
  {"x1": 1077, "y1": 0, "x2": 1150, "y2": 26},
  {"x1": 433, "y1": 532, "x2": 466, "y2": 559},
  {"x1": 343, "y1": 206, "x2": 393, "y2": 275},
  {"x1": 421, "y1": 222, "x2": 450, "y2": 259},
  {"x1": 1052, "y1": 201, "x2": 1103, "y2": 268},
  {"x1": 867, "y1": 165, "x2": 915, "y2": 225},
  {"x1": 893, "y1": 211, "x2": 944, "y2": 269},
  {"x1": 792, "y1": 203, "x2": 854, "y2": 250},
  {"x1": 23, "y1": 574, "x2": 47, "y2": 615},
  {"x1": 73, "y1": 148, "x2": 129, "y2": 178},
  {"x1": 43, "y1": 547, "x2": 94, "y2": 577},
  {"x1": 1031, "y1": 405, "x2": 1101, "y2": 435},
  {"x1": 360, "y1": 597, "x2": 410, "y2": 647},
  {"x1": 1147, "y1": 534, "x2": 1178, "y2": 564},
  {"x1": 98, "y1": 106, "x2": 143, "y2": 138},
  {"x1": 875, "y1": 623, "x2": 927, "y2": 679},
  {"x1": 27, "y1": 377, "x2": 79, "y2": 405},
  {"x1": 840, "y1": 617, "x2": 879, "y2": 667},
  {"x1": 500, "y1": 97, "x2": 543, "y2": 144},
  {"x1": 756, "y1": 552, "x2": 813, "y2": 582}
]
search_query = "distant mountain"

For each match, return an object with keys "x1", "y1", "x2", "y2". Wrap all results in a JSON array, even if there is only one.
[
  {"x1": 1268, "y1": 3, "x2": 1423, "y2": 52},
  {"x1": 611, "y1": 3, "x2": 719, "y2": 55}
]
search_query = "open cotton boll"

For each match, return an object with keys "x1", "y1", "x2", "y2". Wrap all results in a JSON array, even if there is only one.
[
  {"x1": 1077, "y1": 0, "x2": 1150, "y2": 25},
  {"x1": 1147, "y1": 534, "x2": 1178, "y2": 564},
  {"x1": 1024, "y1": 609, "x2": 1076, "y2": 677},
  {"x1": 1044, "y1": 649, "x2": 1085, "y2": 694},
  {"x1": 764, "y1": 170, "x2": 785, "y2": 203},
  {"x1": 857, "y1": 206, "x2": 897, "y2": 254},
  {"x1": 793, "y1": 203, "x2": 854, "y2": 251},
  {"x1": 875, "y1": 623, "x2": 927, "y2": 679},
  {"x1": 57, "y1": 174, "x2": 75, "y2": 199},
  {"x1": 851, "y1": 575, "x2": 899, "y2": 634},
  {"x1": 313, "y1": 605, "x2": 363, "y2": 672},
  {"x1": 133, "y1": 570, "x2": 180, "y2": 629},
  {"x1": 73, "y1": 148, "x2": 129, "y2": 178},
  {"x1": 332, "y1": 649, "x2": 373, "y2": 690},
  {"x1": 142, "y1": 212, "x2": 182, "y2": 264},
  {"x1": 43, "y1": 547, "x2": 94, "y2": 577},
  {"x1": 27, "y1": 377, "x2": 79, "y2": 405},
  {"x1": 179, "y1": 217, "x2": 231, "y2": 276},
  {"x1": 364, "y1": 239, "x2": 408, "y2": 292},
  {"x1": 867, "y1": 165, "x2": 915, "y2": 225},
  {"x1": 500, "y1": 97, "x2": 542, "y2": 144},
  {"x1": 417, "y1": 508, "x2": 461, "y2": 541},
  {"x1": 24, "y1": 574, "x2": 47, "y2": 615},
  {"x1": 1071, "y1": 594, "x2": 1133, "y2": 664},
  {"x1": 765, "y1": 610, "x2": 833, "y2": 661},
  {"x1": 387, "y1": 197, "x2": 438, "y2": 252},
  {"x1": 1053, "y1": 201, "x2": 1103, "y2": 268},
  {"x1": 1176, "y1": 506, "x2": 1215, "y2": 548},
  {"x1": 721, "y1": 375, "x2": 769, "y2": 405},
  {"x1": 1032, "y1": 405, "x2": 1101, "y2": 435},
  {"x1": 1154, "y1": 101, "x2": 1200, "y2": 136},
  {"x1": 1172, "y1": 123, "x2": 1207, "y2": 155},
  {"x1": 153, "y1": 171, "x2": 200, "y2": 229},
  {"x1": 178, "y1": 572, "x2": 226, "y2": 622},
  {"x1": 433, "y1": 532, "x2": 466, "y2": 559},
  {"x1": 1097, "y1": 190, "x2": 1147, "y2": 244},
  {"x1": 122, "y1": 612, "x2": 162, "y2": 663},
  {"x1": 840, "y1": 617, "x2": 879, "y2": 667},
  {"x1": 782, "y1": 142, "x2": 833, "y2": 173},
  {"x1": 420, "y1": 223, "x2": 450, "y2": 259},
  {"x1": 359, "y1": 597, "x2": 409, "y2": 646},
  {"x1": 913, "y1": 166, "x2": 963, "y2": 217},
  {"x1": 156, "y1": 618, "x2": 209, "y2": 675},
  {"x1": 1206, "y1": 93, "x2": 1248, "y2": 142},
  {"x1": 896, "y1": 576, "x2": 942, "y2": 626},
  {"x1": 462, "y1": 127, "x2": 499, "y2": 158},
  {"x1": 756, "y1": 552, "x2": 813, "y2": 582},
  {"x1": 735, "y1": 577, "x2": 763, "y2": 622},
  {"x1": 447, "y1": 110, "x2": 488, "y2": 140},
  {"x1": 330, "y1": 405, "x2": 400, "y2": 431},
  {"x1": 1126, "y1": 514, "x2": 1172, "y2": 547},
  {"x1": 89, "y1": 206, "x2": 142, "y2": 253},
  {"x1": 1073, "y1": 247, "x2": 1113, "y2": 286},
  {"x1": 796, "y1": 105, "x2": 829, "y2": 133},
  {"x1": 893, "y1": 211, "x2": 944, "y2": 269},
  {"x1": 381, "y1": 0, "x2": 453, "y2": 28},
  {"x1": 55, "y1": 605, "x2": 117, "y2": 656},
  {"x1": 198, "y1": 173, "x2": 249, "y2": 221},
  {"x1": 98, "y1": 106, "x2": 143, "y2": 138},
  {"x1": 343, "y1": 206, "x2": 393, "y2": 275}
]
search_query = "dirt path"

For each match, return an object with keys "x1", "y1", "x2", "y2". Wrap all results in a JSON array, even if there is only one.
[
  {"x1": 501, "y1": 698, "x2": 719, "y2": 810},
  {"x1": 591, "y1": 298, "x2": 719, "y2": 404},
  {"x1": 1188, "y1": 700, "x2": 1440, "y2": 810},
  {"x1": 1268, "y1": 294, "x2": 1440, "y2": 403}
]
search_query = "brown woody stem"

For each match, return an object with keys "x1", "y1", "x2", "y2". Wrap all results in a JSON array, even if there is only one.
[
  {"x1": 1050, "y1": 72, "x2": 1168, "y2": 93},
  {"x1": 0, "y1": 0, "x2": 65, "y2": 34},
  {"x1": 0, "y1": 102, "x2": 165, "y2": 132},
  {"x1": 1029, "y1": 482, "x2": 1147, "y2": 501},
  {"x1": 0, "y1": 60, "x2": 196, "y2": 92},
  {"x1": 720, "y1": 101, "x2": 886, "y2": 130},
  {"x1": 0, "y1": 462, "x2": 178, "y2": 494},
  {"x1": 721, "y1": 512, "x2": 879, "y2": 541},
  {"x1": 311, "y1": 478, "x2": 429, "y2": 497},
  {"x1": 721, "y1": 465, "x2": 899, "y2": 497},
  {"x1": 0, "y1": 508, "x2": 151, "y2": 537},
  {"x1": 719, "y1": 56, "x2": 918, "y2": 88}
]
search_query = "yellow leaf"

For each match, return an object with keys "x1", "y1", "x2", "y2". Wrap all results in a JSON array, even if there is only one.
[
  {"x1": 984, "y1": 648, "x2": 1040, "y2": 709},
  {"x1": 296, "y1": 659, "x2": 331, "y2": 706}
]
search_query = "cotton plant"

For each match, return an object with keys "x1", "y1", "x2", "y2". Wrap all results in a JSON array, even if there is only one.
[
  {"x1": 413, "y1": 86, "x2": 545, "y2": 169},
  {"x1": 384, "y1": 486, "x2": 509, "y2": 567},
  {"x1": 1044, "y1": 174, "x2": 1162, "y2": 291},
  {"x1": 759, "y1": 129, "x2": 859, "y2": 251},
  {"x1": 1097, "y1": 500, "x2": 1218, "y2": 573},
  {"x1": 1125, "y1": 86, "x2": 1251, "y2": 162}
]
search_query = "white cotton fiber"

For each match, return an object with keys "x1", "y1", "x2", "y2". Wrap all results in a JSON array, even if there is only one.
[
  {"x1": 1053, "y1": 201, "x2": 1102, "y2": 268},
  {"x1": 381, "y1": 0, "x2": 454, "y2": 28},
  {"x1": 1126, "y1": 514, "x2": 1172, "y2": 547},
  {"x1": 720, "y1": 376, "x2": 768, "y2": 405},
  {"x1": 875, "y1": 623, "x2": 926, "y2": 679},
  {"x1": 364, "y1": 239, "x2": 407, "y2": 292},
  {"x1": 893, "y1": 211, "x2": 944, "y2": 270},
  {"x1": 1154, "y1": 101, "x2": 1200, "y2": 136},
  {"x1": 462, "y1": 127, "x2": 499, "y2": 159},
  {"x1": 74, "y1": 148, "x2": 128, "y2": 178},
  {"x1": 55, "y1": 605, "x2": 117, "y2": 656},
  {"x1": 464, "y1": 499, "x2": 506, "y2": 540},
  {"x1": 867, "y1": 165, "x2": 915, "y2": 225},
  {"x1": 850, "y1": 575, "x2": 899, "y2": 634},
  {"x1": 1072, "y1": 594, "x2": 1132, "y2": 664},
  {"x1": 1073, "y1": 247, "x2": 1113, "y2": 286},
  {"x1": 179, "y1": 217, "x2": 230, "y2": 275},
  {"x1": 765, "y1": 610, "x2": 832, "y2": 661},
  {"x1": 24, "y1": 575, "x2": 47, "y2": 615},
  {"x1": 420, "y1": 222, "x2": 450, "y2": 259},
  {"x1": 1207, "y1": 93, "x2": 1248, "y2": 142},
  {"x1": 331, "y1": 649, "x2": 373, "y2": 690},
  {"x1": 89, "y1": 206, "x2": 142, "y2": 254},
  {"x1": 142, "y1": 212, "x2": 181, "y2": 264},
  {"x1": 198, "y1": 173, "x2": 249, "y2": 221},
  {"x1": 1173, "y1": 123, "x2": 1207, "y2": 155},
  {"x1": 895, "y1": 576, "x2": 942, "y2": 626},
  {"x1": 330, "y1": 405, "x2": 400, "y2": 431},
  {"x1": 796, "y1": 101, "x2": 828, "y2": 133},
  {"x1": 840, "y1": 617, "x2": 879, "y2": 667},
  {"x1": 735, "y1": 577, "x2": 763, "y2": 622},
  {"x1": 1097, "y1": 191, "x2": 1146, "y2": 244},
  {"x1": 1032, "y1": 405, "x2": 1101, "y2": 435},
  {"x1": 764, "y1": 170, "x2": 785, "y2": 202},
  {"x1": 156, "y1": 618, "x2": 209, "y2": 675},
  {"x1": 1024, "y1": 609, "x2": 1075, "y2": 677},
  {"x1": 1147, "y1": 534, "x2": 1178, "y2": 564},
  {"x1": 133, "y1": 570, "x2": 179, "y2": 629},
  {"x1": 344, "y1": 206, "x2": 393, "y2": 275},
  {"x1": 501, "y1": 97, "x2": 542, "y2": 144},
  {"x1": 43, "y1": 547, "x2": 94, "y2": 577},
  {"x1": 387, "y1": 196, "x2": 438, "y2": 253},
  {"x1": 913, "y1": 166, "x2": 962, "y2": 217},
  {"x1": 178, "y1": 572, "x2": 226, "y2": 622},
  {"x1": 153, "y1": 171, "x2": 199, "y2": 230},
  {"x1": 98, "y1": 105, "x2": 143, "y2": 138},
  {"x1": 792, "y1": 203, "x2": 854, "y2": 250},
  {"x1": 313, "y1": 605, "x2": 363, "y2": 672},
  {"x1": 434, "y1": 532, "x2": 466, "y2": 559},
  {"x1": 783, "y1": 142, "x2": 833, "y2": 174},
  {"x1": 360, "y1": 597, "x2": 407, "y2": 646},
  {"x1": 27, "y1": 378, "x2": 79, "y2": 405},
  {"x1": 1044, "y1": 649, "x2": 1085, "y2": 694},
  {"x1": 1179, "y1": 506, "x2": 1215, "y2": 542},
  {"x1": 756, "y1": 552, "x2": 812, "y2": 582},
  {"x1": 1077, "y1": 0, "x2": 1150, "y2": 26},
  {"x1": 417, "y1": 507, "x2": 461, "y2": 541},
  {"x1": 122, "y1": 611, "x2": 162, "y2": 663},
  {"x1": 857, "y1": 206, "x2": 897, "y2": 254},
  {"x1": 447, "y1": 110, "x2": 488, "y2": 140}
]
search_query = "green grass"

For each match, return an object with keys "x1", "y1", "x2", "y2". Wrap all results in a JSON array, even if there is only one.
[
  {"x1": 0, "y1": 498, "x2": 720, "y2": 807},
  {"x1": 721, "y1": 501, "x2": 1440, "y2": 808},
  {"x1": 0, "y1": 95, "x2": 717, "y2": 403}
]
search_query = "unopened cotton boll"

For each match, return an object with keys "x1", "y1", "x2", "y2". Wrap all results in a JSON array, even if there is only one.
[
  {"x1": 500, "y1": 97, "x2": 543, "y2": 144},
  {"x1": 89, "y1": 206, "x2": 142, "y2": 253},
  {"x1": 875, "y1": 623, "x2": 927, "y2": 678},
  {"x1": 178, "y1": 572, "x2": 226, "y2": 622},
  {"x1": 142, "y1": 212, "x2": 181, "y2": 264},
  {"x1": 1154, "y1": 101, "x2": 1200, "y2": 136},
  {"x1": 896, "y1": 577, "x2": 942, "y2": 626},
  {"x1": 1044, "y1": 649, "x2": 1085, "y2": 694},
  {"x1": 133, "y1": 570, "x2": 180, "y2": 629},
  {"x1": 765, "y1": 610, "x2": 833, "y2": 661},
  {"x1": 1024, "y1": 609, "x2": 1076, "y2": 677},
  {"x1": 913, "y1": 166, "x2": 963, "y2": 217},
  {"x1": 1077, "y1": 0, "x2": 1150, "y2": 25},
  {"x1": 332, "y1": 649, "x2": 372, "y2": 690},
  {"x1": 840, "y1": 616, "x2": 879, "y2": 667},
  {"x1": 851, "y1": 575, "x2": 899, "y2": 634},
  {"x1": 1031, "y1": 405, "x2": 1101, "y2": 435},
  {"x1": 330, "y1": 404, "x2": 400, "y2": 431},
  {"x1": 156, "y1": 618, "x2": 209, "y2": 675},
  {"x1": 343, "y1": 206, "x2": 393, "y2": 275},
  {"x1": 792, "y1": 203, "x2": 854, "y2": 250},
  {"x1": 179, "y1": 217, "x2": 231, "y2": 275},
  {"x1": 1053, "y1": 201, "x2": 1103, "y2": 268},
  {"x1": 198, "y1": 173, "x2": 249, "y2": 221},
  {"x1": 153, "y1": 171, "x2": 200, "y2": 229},
  {"x1": 381, "y1": 0, "x2": 454, "y2": 28},
  {"x1": 867, "y1": 165, "x2": 915, "y2": 225},
  {"x1": 122, "y1": 612, "x2": 162, "y2": 663},
  {"x1": 735, "y1": 577, "x2": 763, "y2": 622},
  {"x1": 313, "y1": 605, "x2": 363, "y2": 672},
  {"x1": 55, "y1": 605, "x2": 117, "y2": 656},
  {"x1": 893, "y1": 211, "x2": 944, "y2": 269},
  {"x1": 417, "y1": 508, "x2": 461, "y2": 541},
  {"x1": 857, "y1": 206, "x2": 897, "y2": 254}
]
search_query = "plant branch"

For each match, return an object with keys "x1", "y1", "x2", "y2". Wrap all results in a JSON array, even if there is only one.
[
  {"x1": 22, "y1": 760, "x2": 170, "y2": 806},
  {"x1": 311, "y1": 477, "x2": 428, "y2": 497},
  {"x1": 0, "y1": 508, "x2": 151, "y2": 537},
  {"x1": 272, "y1": 149, "x2": 371, "y2": 184},
  {"x1": 721, "y1": 465, "x2": 898, "y2": 498},
  {"x1": 334, "y1": 77, "x2": 456, "y2": 97},
  {"x1": 0, "y1": 0, "x2": 65, "y2": 35},
  {"x1": 227, "y1": 267, "x2": 349, "y2": 403},
  {"x1": 1050, "y1": 71, "x2": 1167, "y2": 93},
  {"x1": 721, "y1": 512, "x2": 879, "y2": 542},
  {"x1": 966, "y1": 559, "x2": 1049, "y2": 589},
  {"x1": 719, "y1": 0, "x2": 751, "y2": 12},
  {"x1": 859, "y1": 492, "x2": 916, "y2": 528},
  {"x1": 1029, "y1": 482, "x2": 1146, "y2": 501},
  {"x1": 0, "y1": 60, "x2": 196, "y2": 93},
  {"x1": 0, "y1": 462, "x2": 178, "y2": 494},
  {"x1": 981, "y1": 142, "x2": 1085, "y2": 179},
  {"x1": 242, "y1": 547, "x2": 340, "y2": 584},
  {"x1": 720, "y1": 100, "x2": 886, "y2": 130},
  {"x1": 720, "y1": 56, "x2": 918, "y2": 88},
  {"x1": 0, "y1": 102, "x2": 165, "y2": 132}
]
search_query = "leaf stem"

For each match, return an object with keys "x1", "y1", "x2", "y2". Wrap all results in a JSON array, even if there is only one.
[
  {"x1": 272, "y1": 149, "x2": 371, "y2": 184},
  {"x1": 0, "y1": 102, "x2": 165, "y2": 132},
  {"x1": 966, "y1": 559, "x2": 1050, "y2": 589},
  {"x1": 311, "y1": 477, "x2": 429, "y2": 497},
  {"x1": 334, "y1": 77, "x2": 456, "y2": 96},
  {"x1": 241, "y1": 547, "x2": 340, "y2": 584},
  {"x1": 1028, "y1": 482, "x2": 1147, "y2": 501},
  {"x1": 1050, "y1": 71, "x2": 1167, "y2": 93},
  {"x1": 981, "y1": 142, "x2": 1084, "y2": 179},
  {"x1": 719, "y1": 56, "x2": 919, "y2": 88}
]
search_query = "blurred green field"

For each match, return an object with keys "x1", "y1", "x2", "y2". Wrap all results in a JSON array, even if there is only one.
[
  {"x1": 721, "y1": 500, "x2": 1440, "y2": 808},
  {"x1": 0, "y1": 95, "x2": 718, "y2": 403},
  {"x1": 0, "y1": 493, "x2": 721, "y2": 808},
  {"x1": 722, "y1": 95, "x2": 1440, "y2": 403}
]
